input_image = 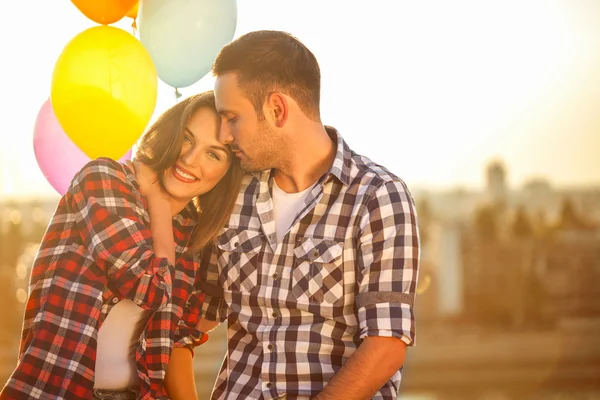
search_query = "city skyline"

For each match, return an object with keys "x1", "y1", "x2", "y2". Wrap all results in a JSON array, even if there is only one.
[
  {"x1": 2, "y1": 0, "x2": 600, "y2": 199},
  {"x1": 2, "y1": 156, "x2": 600, "y2": 202}
]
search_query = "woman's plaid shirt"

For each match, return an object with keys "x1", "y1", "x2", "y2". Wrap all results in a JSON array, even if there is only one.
[
  {"x1": 1, "y1": 158, "x2": 206, "y2": 400},
  {"x1": 199, "y1": 128, "x2": 421, "y2": 400}
]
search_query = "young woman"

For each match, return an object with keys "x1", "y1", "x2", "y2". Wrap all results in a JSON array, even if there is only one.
[{"x1": 1, "y1": 91, "x2": 242, "y2": 400}]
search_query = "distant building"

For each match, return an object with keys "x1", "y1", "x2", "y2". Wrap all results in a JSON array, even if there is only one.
[
  {"x1": 486, "y1": 160, "x2": 508, "y2": 208},
  {"x1": 539, "y1": 226, "x2": 600, "y2": 320}
]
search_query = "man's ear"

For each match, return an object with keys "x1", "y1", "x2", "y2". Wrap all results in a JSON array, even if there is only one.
[{"x1": 265, "y1": 92, "x2": 288, "y2": 127}]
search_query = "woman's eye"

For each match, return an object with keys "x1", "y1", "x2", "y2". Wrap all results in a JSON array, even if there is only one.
[
  {"x1": 184, "y1": 135, "x2": 192, "y2": 143},
  {"x1": 227, "y1": 116, "x2": 238, "y2": 124},
  {"x1": 209, "y1": 152, "x2": 221, "y2": 161}
]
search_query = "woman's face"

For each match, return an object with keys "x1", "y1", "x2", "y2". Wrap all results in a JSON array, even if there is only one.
[{"x1": 162, "y1": 107, "x2": 232, "y2": 205}]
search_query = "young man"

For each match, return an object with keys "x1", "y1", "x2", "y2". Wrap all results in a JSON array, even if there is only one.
[{"x1": 172, "y1": 30, "x2": 420, "y2": 400}]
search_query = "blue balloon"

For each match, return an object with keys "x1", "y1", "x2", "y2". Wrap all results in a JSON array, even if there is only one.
[{"x1": 138, "y1": 0, "x2": 237, "y2": 89}]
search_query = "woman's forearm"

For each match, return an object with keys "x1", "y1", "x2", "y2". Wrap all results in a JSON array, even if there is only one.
[
  {"x1": 164, "y1": 347, "x2": 198, "y2": 400},
  {"x1": 147, "y1": 196, "x2": 176, "y2": 264}
]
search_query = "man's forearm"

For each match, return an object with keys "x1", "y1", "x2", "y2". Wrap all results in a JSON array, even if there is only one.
[{"x1": 314, "y1": 336, "x2": 407, "y2": 400}]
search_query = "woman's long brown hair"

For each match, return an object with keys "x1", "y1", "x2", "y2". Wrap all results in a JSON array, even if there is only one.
[{"x1": 135, "y1": 90, "x2": 243, "y2": 252}]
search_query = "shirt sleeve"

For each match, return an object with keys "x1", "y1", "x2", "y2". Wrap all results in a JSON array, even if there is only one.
[
  {"x1": 197, "y1": 244, "x2": 228, "y2": 322},
  {"x1": 66, "y1": 158, "x2": 172, "y2": 310},
  {"x1": 355, "y1": 179, "x2": 420, "y2": 346},
  {"x1": 173, "y1": 255, "x2": 210, "y2": 353}
]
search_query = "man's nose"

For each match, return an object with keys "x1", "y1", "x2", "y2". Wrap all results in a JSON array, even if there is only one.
[{"x1": 218, "y1": 123, "x2": 233, "y2": 145}]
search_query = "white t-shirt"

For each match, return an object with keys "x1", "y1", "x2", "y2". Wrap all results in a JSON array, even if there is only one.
[{"x1": 272, "y1": 179, "x2": 316, "y2": 242}]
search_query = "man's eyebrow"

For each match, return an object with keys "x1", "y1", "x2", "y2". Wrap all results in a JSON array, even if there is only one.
[{"x1": 217, "y1": 108, "x2": 236, "y2": 115}]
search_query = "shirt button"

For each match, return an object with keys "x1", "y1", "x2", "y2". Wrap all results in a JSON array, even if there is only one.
[
  {"x1": 267, "y1": 344, "x2": 274, "y2": 351},
  {"x1": 272, "y1": 273, "x2": 279, "y2": 280},
  {"x1": 233, "y1": 241, "x2": 239, "y2": 247},
  {"x1": 312, "y1": 250, "x2": 319, "y2": 257},
  {"x1": 272, "y1": 311, "x2": 278, "y2": 318},
  {"x1": 111, "y1": 297, "x2": 119, "y2": 304},
  {"x1": 158, "y1": 265, "x2": 169, "y2": 276},
  {"x1": 266, "y1": 383, "x2": 273, "y2": 389}
]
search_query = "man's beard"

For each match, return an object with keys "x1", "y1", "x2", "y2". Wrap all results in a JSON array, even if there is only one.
[
  {"x1": 239, "y1": 124, "x2": 278, "y2": 172},
  {"x1": 240, "y1": 154, "x2": 268, "y2": 173}
]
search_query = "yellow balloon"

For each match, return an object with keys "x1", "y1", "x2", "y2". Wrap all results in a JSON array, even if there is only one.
[{"x1": 51, "y1": 26, "x2": 157, "y2": 160}]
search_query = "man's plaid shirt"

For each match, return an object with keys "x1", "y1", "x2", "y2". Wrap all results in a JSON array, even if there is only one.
[
  {"x1": 1, "y1": 158, "x2": 206, "y2": 400},
  {"x1": 200, "y1": 128, "x2": 420, "y2": 400}
]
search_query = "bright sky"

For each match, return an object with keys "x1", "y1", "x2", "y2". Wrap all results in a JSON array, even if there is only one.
[{"x1": 1, "y1": 0, "x2": 600, "y2": 199}]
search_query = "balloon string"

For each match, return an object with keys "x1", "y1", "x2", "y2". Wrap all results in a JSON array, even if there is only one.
[
  {"x1": 131, "y1": 20, "x2": 137, "y2": 36},
  {"x1": 175, "y1": 88, "x2": 182, "y2": 100}
]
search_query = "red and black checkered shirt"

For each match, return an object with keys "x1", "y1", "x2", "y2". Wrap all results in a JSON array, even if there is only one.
[{"x1": 1, "y1": 158, "x2": 207, "y2": 400}]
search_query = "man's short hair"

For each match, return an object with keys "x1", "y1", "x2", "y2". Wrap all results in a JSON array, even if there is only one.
[{"x1": 213, "y1": 30, "x2": 321, "y2": 121}]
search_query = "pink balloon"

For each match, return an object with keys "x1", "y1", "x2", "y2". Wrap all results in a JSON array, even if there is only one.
[{"x1": 33, "y1": 99, "x2": 133, "y2": 196}]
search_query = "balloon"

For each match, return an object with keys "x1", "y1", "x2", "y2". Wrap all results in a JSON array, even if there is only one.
[
  {"x1": 138, "y1": 0, "x2": 237, "y2": 89},
  {"x1": 71, "y1": 0, "x2": 139, "y2": 25},
  {"x1": 126, "y1": 2, "x2": 139, "y2": 19},
  {"x1": 51, "y1": 26, "x2": 157, "y2": 160},
  {"x1": 127, "y1": 2, "x2": 139, "y2": 30},
  {"x1": 33, "y1": 99, "x2": 132, "y2": 196}
]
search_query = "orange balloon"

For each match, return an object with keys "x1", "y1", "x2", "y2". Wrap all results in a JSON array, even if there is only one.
[
  {"x1": 71, "y1": 0, "x2": 139, "y2": 25},
  {"x1": 126, "y1": 2, "x2": 139, "y2": 20}
]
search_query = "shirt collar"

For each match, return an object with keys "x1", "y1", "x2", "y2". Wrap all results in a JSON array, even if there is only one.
[{"x1": 174, "y1": 202, "x2": 199, "y2": 228}]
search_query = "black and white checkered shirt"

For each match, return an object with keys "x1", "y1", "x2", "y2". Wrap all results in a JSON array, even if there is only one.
[{"x1": 199, "y1": 128, "x2": 420, "y2": 400}]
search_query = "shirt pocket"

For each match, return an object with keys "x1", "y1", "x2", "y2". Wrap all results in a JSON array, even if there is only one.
[
  {"x1": 292, "y1": 237, "x2": 344, "y2": 305},
  {"x1": 216, "y1": 228, "x2": 264, "y2": 293}
]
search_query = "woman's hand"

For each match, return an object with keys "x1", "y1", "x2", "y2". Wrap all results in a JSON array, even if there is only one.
[
  {"x1": 128, "y1": 160, "x2": 177, "y2": 263},
  {"x1": 128, "y1": 160, "x2": 169, "y2": 202}
]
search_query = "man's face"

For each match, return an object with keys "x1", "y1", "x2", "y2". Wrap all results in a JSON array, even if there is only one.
[{"x1": 214, "y1": 73, "x2": 279, "y2": 172}]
